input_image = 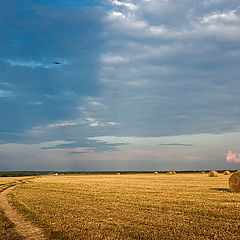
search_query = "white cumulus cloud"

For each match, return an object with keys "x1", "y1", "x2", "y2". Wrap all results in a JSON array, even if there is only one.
[{"x1": 111, "y1": 0, "x2": 136, "y2": 10}]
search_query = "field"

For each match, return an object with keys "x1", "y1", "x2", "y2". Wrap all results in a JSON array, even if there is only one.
[
  {"x1": 3, "y1": 173, "x2": 239, "y2": 240},
  {"x1": 0, "y1": 176, "x2": 24, "y2": 192},
  {"x1": 0, "y1": 176, "x2": 32, "y2": 240}
]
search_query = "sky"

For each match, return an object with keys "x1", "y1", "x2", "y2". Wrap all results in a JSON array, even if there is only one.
[{"x1": 0, "y1": 0, "x2": 240, "y2": 171}]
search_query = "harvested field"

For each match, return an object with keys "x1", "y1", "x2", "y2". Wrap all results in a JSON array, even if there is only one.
[
  {"x1": 0, "y1": 176, "x2": 29, "y2": 192},
  {"x1": 0, "y1": 176, "x2": 34, "y2": 240},
  {"x1": 0, "y1": 208, "x2": 24, "y2": 240},
  {"x1": 9, "y1": 174, "x2": 240, "y2": 240}
]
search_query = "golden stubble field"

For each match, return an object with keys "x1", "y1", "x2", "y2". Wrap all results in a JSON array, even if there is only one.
[
  {"x1": 0, "y1": 176, "x2": 32, "y2": 240},
  {"x1": 9, "y1": 174, "x2": 240, "y2": 240},
  {"x1": 0, "y1": 176, "x2": 31, "y2": 192}
]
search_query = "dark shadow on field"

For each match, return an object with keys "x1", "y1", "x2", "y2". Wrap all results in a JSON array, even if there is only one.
[{"x1": 210, "y1": 188, "x2": 230, "y2": 192}]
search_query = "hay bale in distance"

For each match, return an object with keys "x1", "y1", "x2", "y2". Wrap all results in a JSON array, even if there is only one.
[
  {"x1": 172, "y1": 171, "x2": 176, "y2": 175},
  {"x1": 53, "y1": 173, "x2": 59, "y2": 176},
  {"x1": 208, "y1": 171, "x2": 218, "y2": 177},
  {"x1": 117, "y1": 173, "x2": 121, "y2": 175},
  {"x1": 223, "y1": 171, "x2": 231, "y2": 175},
  {"x1": 154, "y1": 172, "x2": 158, "y2": 175},
  {"x1": 229, "y1": 171, "x2": 240, "y2": 192},
  {"x1": 201, "y1": 171, "x2": 205, "y2": 174},
  {"x1": 167, "y1": 171, "x2": 173, "y2": 175}
]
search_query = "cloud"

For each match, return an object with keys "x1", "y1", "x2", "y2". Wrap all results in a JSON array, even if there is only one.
[
  {"x1": 111, "y1": 0, "x2": 136, "y2": 10},
  {"x1": 46, "y1": 118, "x2": 119, "y2": 128},
  {"x1": 2, "y1": 0, "x2": 240, "y2": 143},
  {"x1": 226, "y1": 151, "x2": 240, "y2": 163},
  {"x1": 0, "y1": 2, "x2": 105, "y2": 138},
  {"x1": 42, "y1": 146, "x2": 93, "y2": 154},
  {"x1": 0, "y1": 89, "x2": 13, "y2": 97},
  {"x1": 37, "y1": 136, "x2": 128, "y2": 153},
  {"x1": 201, "y1": 10, "x2": 239, "y2": 23},
  {"x1": 88, "y1": 121, "x2": 119, "y2": 127},
  {"x1": 47, "y1": 121, "x2": 79, "y2": 128},
  {"x1": 159, "y1": 143, "x2": 194, "y2": 147},
  {"x1": 5, "y1": 59, "x2": 68, "y2": 69},
  {"x1": 108, "y1": 11, "x2": 126, "y2": 19},
  {"x1": 0, "y1": 81, "x2": 14, "y2": 88},
  {"x1": 69, "y1": 151, "x2": 89, "y2": 154},
  {"x1": 106, "y1": 122, "x2": 119, "y2": 126},
  {"x1": 89, "y1": 122, "x2": 101, "y2": 127},
  {"x1": 89, "y1": 101, "x2": 105, "y2": 106},
  {"x1": 94, "y1": 0, "x2": 240, "y2": 138},
  {"x1": 84, "y1": 118, "x2": 119, "y2": 128},
  {"x1": 28, "y1": 101, "x2": 43, "y2": 105},
  {"x1": 101, "y1": 55, "x2": 129, "y2": 64},
  {"x1": 85, "y1": 118, "x2": 95, "y2": 122},
  {"x1": 1, "y1": 0, "x2": 240, "y2": 171},
  {"x1": 6, "y1": 59, "x2": 43, "y2": 68}
]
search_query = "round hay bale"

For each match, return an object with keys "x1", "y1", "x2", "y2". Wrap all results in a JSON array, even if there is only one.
[
  {"x1": 117, "y1": 173, "x2": 121, "y2": 175},
  {"x1": 223, "y1": 171, "x2": 231, "y2": 175},
  {"x1": 208, "y1": 171, "x2": 218, "y2": 177},
  {"x1": 229, "y1": 171, "x2": 240, "y2": 192},
  {"x1": 154, "y1": 171, "x2": 158, "y2": 175},
  {"x1": 53, "y1": 173, "x2": 59, "y2": 176},
  {"x1": 172, "y1": 171, "x2": 176, "y2": 175},
  {"x1": 201, "y1": 171, "x2": 205, "y2": 174},
  {"x1": 237, "y1": 170, "x2": 240, "y2": 173},
  {"x1": 167, "y1": 171, "x2": 173, "y2": 175}
]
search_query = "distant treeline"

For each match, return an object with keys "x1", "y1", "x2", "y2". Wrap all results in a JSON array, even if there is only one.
[
  {"x1": 0, "y1": 170, "x2": 236, "y2": 177},
  {"x1": 0, "y1": 171, "x2": 55, "y2": 177}
]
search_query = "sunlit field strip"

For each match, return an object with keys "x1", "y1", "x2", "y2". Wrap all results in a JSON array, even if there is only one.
[{"x1": 11, "y1": 174, "x2": 240, "y2": 240}]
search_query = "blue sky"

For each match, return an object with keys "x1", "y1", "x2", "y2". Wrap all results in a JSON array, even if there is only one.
[{"x1": 1, "y1": 0, "x2": 240, "y2": 171}]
